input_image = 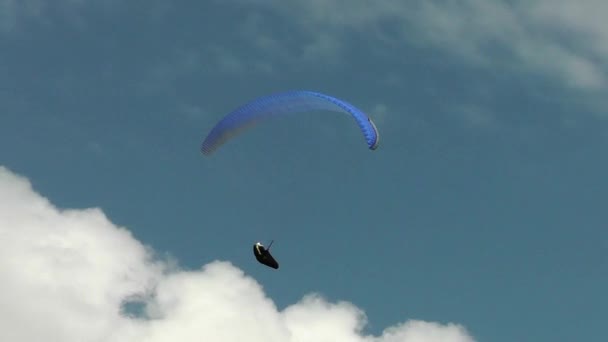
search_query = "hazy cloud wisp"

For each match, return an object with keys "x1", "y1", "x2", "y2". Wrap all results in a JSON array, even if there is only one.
[{"x1": 225, "y1": 0, "x2": 608, "y2": 91}]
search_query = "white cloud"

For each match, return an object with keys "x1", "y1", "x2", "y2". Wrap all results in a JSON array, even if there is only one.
[
  {"x1": 409, "y1": 0, "x2": 608, "y2": 90},
  {"x1": 235, "y1": 0, "x2": 607, "y2": 92},
  {"x1": 5, "y1": 0, "x2": 606, "y2": 94},
  {"x1": 0, "y1": 165, "x2": 476, "y2": 342}
]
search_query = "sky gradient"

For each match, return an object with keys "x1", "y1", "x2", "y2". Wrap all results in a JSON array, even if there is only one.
[{"x1": 1, "y1": 1, "x2": 607, "y2": 341}]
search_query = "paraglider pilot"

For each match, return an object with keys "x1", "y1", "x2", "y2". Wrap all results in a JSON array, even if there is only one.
[{"x1": 253, "y1": 241, "x2": 279, "y2": 269}]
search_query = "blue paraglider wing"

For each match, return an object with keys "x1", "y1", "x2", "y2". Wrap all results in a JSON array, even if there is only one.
[{"x1": 201, "y1": 90, "x2": 380, "y2": 155}]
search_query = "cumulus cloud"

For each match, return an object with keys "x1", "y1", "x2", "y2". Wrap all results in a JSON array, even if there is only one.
[{"x1": 0, "y1": 165, "x2": 476, "y2": 342}]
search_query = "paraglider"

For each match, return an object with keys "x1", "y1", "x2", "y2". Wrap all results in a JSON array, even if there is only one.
[
  {"x1": 253, "y1": 241, "x2": 279, "y2": 269},
  {"x1": 201, "y1": 90, "x2": 380, "y2": 155},
  {"x1": 202, "y1": 91, "x2": 381, "y2": 270}
]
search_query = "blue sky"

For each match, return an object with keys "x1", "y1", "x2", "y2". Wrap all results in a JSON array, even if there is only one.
[{"x1": 1, "y1": 1, "x2": 607, "y2": 341}]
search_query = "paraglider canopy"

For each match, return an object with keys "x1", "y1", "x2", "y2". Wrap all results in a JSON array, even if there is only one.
[
  {"x1": 253, "y1": 241, "x2": 279, "y2": 269},
  {"x1": 201, "y1": 90, "x2": 380, "y2": 155}
]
